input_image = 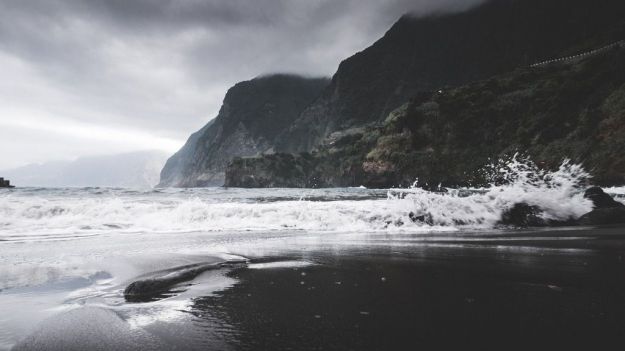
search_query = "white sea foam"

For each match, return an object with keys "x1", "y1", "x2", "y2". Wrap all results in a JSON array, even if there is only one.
[
  {"x1": 391, "y1": 156, "x2": 593, "y2": 227},
  {"x1": 605, "y1": 187, "x2": 625, "y2": 195},
  {"x1": 0, "y1": 157, "x2": 602, "y2": 241},
  {"x1": 604, "y1": 186, "x2": 625, "y2": 205}
]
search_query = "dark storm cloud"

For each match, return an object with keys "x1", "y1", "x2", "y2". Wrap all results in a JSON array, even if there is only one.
[{"x1": 0, "y1": 0, "x2": 484, "y2": 169}]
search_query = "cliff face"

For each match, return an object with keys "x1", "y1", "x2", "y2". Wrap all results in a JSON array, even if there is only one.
[
  {"x1": 226, "y1": 46, "x2": 625, "y2": 188},
  {"x1": 158, "y1": 121, "x2": 214, "y2": 187},
  {"x1": 158, "y1": 75, "x2": 329, "y2": 187},
  {"x1": 172, "y1": 0, "x2": 625, "y2": 189},
  {"x1": 276, "y1": 0, "x2": 625, "y2": 153}
]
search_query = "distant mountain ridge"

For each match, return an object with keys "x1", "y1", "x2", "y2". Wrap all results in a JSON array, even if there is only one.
[
  {"x1": 158, "y1": 74, "x2": 329, "y2": 187},
  {"x1": 2, "y1": 151, "x2": 168, "y2": 188}
]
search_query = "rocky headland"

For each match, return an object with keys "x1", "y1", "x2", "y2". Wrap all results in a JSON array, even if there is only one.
[
  {"x1": 158, "y1": 75, "x2": 329, "y2": 187},
  {"x1": 226, "y1": 46, "x2": 625, "y2": 189},
  {"x1": 161, "y1": 0, "x2": 625, "y2": 190},
  {"x1": 0, "y1": 177, "x2": 14, "y2": 188}
]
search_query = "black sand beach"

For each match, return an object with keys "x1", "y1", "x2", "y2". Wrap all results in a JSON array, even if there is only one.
[
  {"x1": 12, "y1": 226, "x2": 625, "y2": 350},
  {"x1": 4, "y1": 0, "x2": 625, "y2": 349}
]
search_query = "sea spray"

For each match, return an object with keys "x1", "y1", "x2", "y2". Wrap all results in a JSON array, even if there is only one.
[
  {"x1": 389, "y1": 155, "x2": 593, "y2": 227},
  {"x1": 0, "y1": 158, "x2": 606, "y2": 240}
]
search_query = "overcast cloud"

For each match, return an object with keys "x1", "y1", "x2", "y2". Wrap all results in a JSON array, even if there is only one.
[{"x1": 0, "y1": 0, "x2": 483, "y2": 169}]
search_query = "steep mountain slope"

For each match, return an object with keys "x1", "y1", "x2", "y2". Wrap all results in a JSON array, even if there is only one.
[
  {"x1": 3, "y1": 151, "x2": 168, "y2": 188},
  {"x1": 276, "y1": 0, "x2": 625, "y2": 153},
  {"x1": 158, "y1": 74, "x2": 329, "y2": 187},
  {"x1": 157, "y1": 120, "x2": 214, "y2": 187},
  {"x1": 226, "y1": 46, "x2": 625, "y2": 188}
]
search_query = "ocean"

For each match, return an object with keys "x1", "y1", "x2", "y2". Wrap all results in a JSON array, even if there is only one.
[{"x1": 1, "y1": 162, "x2": 625, "y2": 349}]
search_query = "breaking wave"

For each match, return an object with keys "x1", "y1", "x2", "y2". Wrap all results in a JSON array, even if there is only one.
[
  {"x1": 0, "y1": 157, "x2": 618, "y2": 242},
  {"x1": 392, "y1": 156, "x2": 593, "y2": 227}
]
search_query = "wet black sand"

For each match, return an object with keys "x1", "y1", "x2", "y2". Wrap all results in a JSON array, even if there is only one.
[{"x1": 13, "y1": 226, "x2": 625, "y2": 350}]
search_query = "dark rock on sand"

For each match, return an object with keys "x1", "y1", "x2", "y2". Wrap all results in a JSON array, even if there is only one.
[
  {"x1": 499, "y1": 203, "x2": 578, "y2": 227},
  {"x1": 499, "y1": 188, "x2": 625, "y2": 227},
  {"x1": 578, "y1": 187, "x2": 625, "y2": 225},
  {"x1": 579, "y1": 207, "x2": 625, "y2": 226},
  {"x1": 124, "y1": 260, "x2": 246, "y2": 302},
  {"x1": 584, "y1": 187, "x2": 625, "y2": 209},
  {"x1": 499, "y1": 203, "x2": 548, "y2": 227}
]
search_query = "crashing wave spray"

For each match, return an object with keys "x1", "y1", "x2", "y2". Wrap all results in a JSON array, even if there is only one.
[
  {"x1": 0, "y1": 156, "x2": 597, "y2": 240},
  {"x1": 389, "y1": 154, "x2": 593, "y2": 228}
]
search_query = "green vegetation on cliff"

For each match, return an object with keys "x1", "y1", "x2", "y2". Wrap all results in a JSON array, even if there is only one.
[
  {"x1": 276, "y1": 0, "x2": 625, "y2": 153},
  {"x1": 168, "y1": 0, "x2": 625, "y2": 189},
  {"x1": 226, "y1": 47, "x2": 625, "y2": 188}
]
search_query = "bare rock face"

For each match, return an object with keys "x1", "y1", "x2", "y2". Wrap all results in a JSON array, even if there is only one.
[
  {"x1": 225, "y1": 153, "x2": 320, "y2": 188},
  {"x1": 158, "y1": 75, "x2": 329, "y2": 187}
]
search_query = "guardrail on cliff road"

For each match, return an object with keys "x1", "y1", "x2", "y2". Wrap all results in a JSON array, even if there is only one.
[{"x1": 530, "y1": 40, "x2": 625, "y2": 68}]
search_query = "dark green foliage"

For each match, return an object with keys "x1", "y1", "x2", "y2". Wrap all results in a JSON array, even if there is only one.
[
  {"x1": 278, "y1": 0, "x2": 625, "y2": 152},
  {"x1": 371, "y1": 48, "x2": 625, "y2": 187},
  {"x1": 226, "y1": 48, "x2": 625, "y2": 188},
  {"x1": 168, "y1": 1, "x2": 625, "y2": 188}
]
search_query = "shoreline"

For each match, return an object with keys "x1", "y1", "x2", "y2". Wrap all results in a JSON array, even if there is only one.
[{"x1": 7, "y1": 225, "x2": 625, "y2": 350}]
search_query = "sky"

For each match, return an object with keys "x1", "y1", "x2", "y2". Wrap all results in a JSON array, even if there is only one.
[{"x1": 0, "y1": 0, "x2": 483, "y2": 170}]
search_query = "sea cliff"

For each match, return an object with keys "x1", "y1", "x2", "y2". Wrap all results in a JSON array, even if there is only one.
[
  {"x1": 226, "y1": 47, "x2": 625, "y2": 188},
  {"x1": 158, "y1": 75, "x2": 329, "y2": 187}
]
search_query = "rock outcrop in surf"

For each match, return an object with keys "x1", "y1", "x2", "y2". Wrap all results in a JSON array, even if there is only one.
[
  {"x1": 579, "y1": 187, "x2": 625, "y2": 225},
  {"x1": 498, "y1": 203, "x2": 576, "y2": 228},
  {"x1": 497, "y1": 187, "x2": 625, "y2": 228},
  {"x1": 0, "y1": 177, "x2": 13, "y2": 188}
]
